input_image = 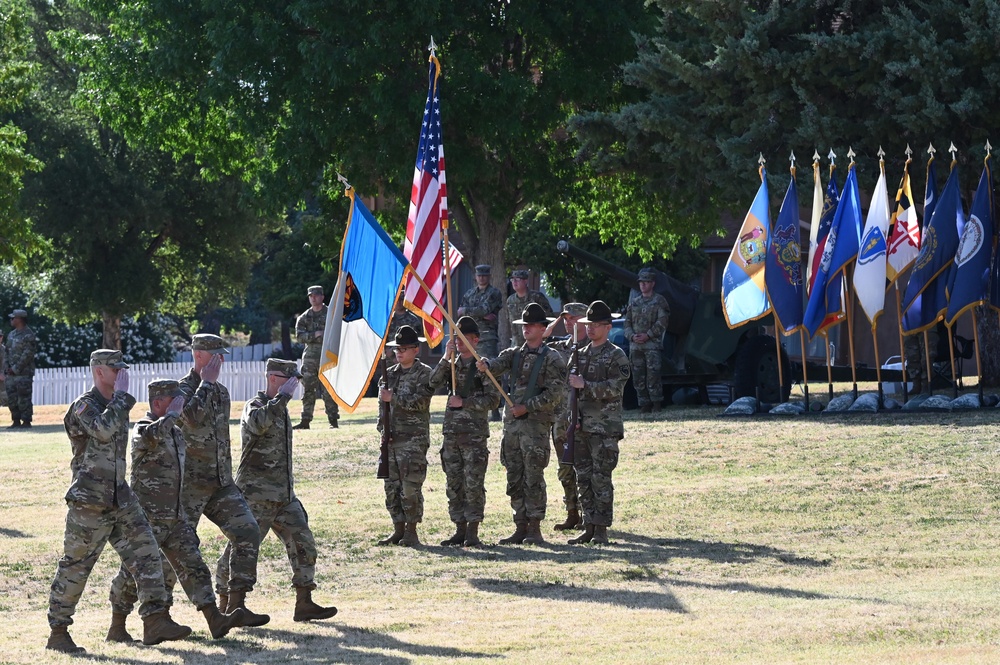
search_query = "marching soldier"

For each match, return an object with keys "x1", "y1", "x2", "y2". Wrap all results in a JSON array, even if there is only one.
[
  {"x1": 3, "y1": 308, "x2": 37, "y2": 428},
  {"x1": 504, "y1": 268, "x2": 554, "y2": 349},
  {"x1": 175, "y1": 334, "x2": 268, "y2": 625},
  {"x1": 623, "y1": 267, "x2": 670, "y2": 412},
  {"x1": 219, "y1": 358, "x2": 338, "y2": 621},
  {"x1": 377, "y1": 325, "x2": 434, "y2": 547},
  {"x1": 477, "y1": 303, "x2": 566, "y2": 545},
  {"x1": 428, "y1": 317, "x2": 501, "y2": 547},
  {"x1": 47, "y1": 350, "x2": 189, "y2": 653},
  {"x1": 108, "y1": 379, "x2": 245, "y2": 643},
  {"x1": 568, "y1": 301, "x2": 630, "y2": 545},
  {"x1": 458, "y1": 264, "x2": 503, "y2": 359},
  {"x1": 294, "y1": 285, "x2": 340, "y2": 429}
]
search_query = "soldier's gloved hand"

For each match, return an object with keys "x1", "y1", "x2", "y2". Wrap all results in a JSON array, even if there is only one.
[
  {"x1": 278, "y1": 376, "x2": 299, "y2": 397},
  {"x1": 114, "y1": 368, "x2": 130, "y2": 394},
  {"x1": 166, "y1": 395, "x2": 185, "y2": 417},
  {"x1": 379, "y1": 388, "x2": 393, "y2": 402},
  {"x1": 569, "y1": 374, "x2": 585, "y2": 390},
  {"x1": 475, "y1": 358, "x2": 489, "y2": 373},
  {"x1": 201, "y1": 354, "x2": 222, "y2": 383}
]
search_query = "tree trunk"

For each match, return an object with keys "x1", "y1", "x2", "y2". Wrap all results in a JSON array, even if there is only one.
[
  {"x1": 466, "y1": 193, "x2": 514, "y2": 347},
  {"x1": 975, "y1": 305, "x2": 1000, "y2": 387},
  {"x1": 280, "y1": 320, "x2": 293, "y2": 359},
  {"x1": 102, "y1": 312, "x2": 121, "y2": 350}
]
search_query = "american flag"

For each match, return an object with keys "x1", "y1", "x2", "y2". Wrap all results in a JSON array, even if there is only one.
[{"x1": 402, "y1": 50, "x2": 447, "y2": 347}]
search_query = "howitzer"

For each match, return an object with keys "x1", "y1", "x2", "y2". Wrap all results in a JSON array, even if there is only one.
[
  {"x1": 376, "y1": 354, "x2": 391, "y2": 479},
  {"x1": 561, "y1": 342, "x2": 580, "y2": 466}
]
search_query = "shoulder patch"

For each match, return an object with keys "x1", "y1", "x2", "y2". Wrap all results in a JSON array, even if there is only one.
[
  {"x1": 74, "y1": 402, "x2": 89, "y2": 416},
  {"x1": 620, "y1": 362, "x2": 631, "y2": 378}
]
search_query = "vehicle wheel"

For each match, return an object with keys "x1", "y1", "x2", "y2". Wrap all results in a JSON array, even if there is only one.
[{"x1": 733, "y1": 335, "x2": 791, "y2": 402}]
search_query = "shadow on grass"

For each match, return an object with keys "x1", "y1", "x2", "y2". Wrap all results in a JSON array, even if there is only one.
[
  {"x1": 468, "y1": 577, "x2": 687, "y2": 612},
  {"x1": 0, "y1": 527, "x2": 31, "y2": 538}
]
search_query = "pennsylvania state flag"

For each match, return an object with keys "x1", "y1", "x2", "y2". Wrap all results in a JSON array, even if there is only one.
[
  {"x1": 765, "y1": 174, "x2": 803, "y2": 333},
  {"x1": 946, "y1": 159, "x2": 993, "y2": 325},
  {"x1": 722, "y1": 169, "x2": 771, "y2": 328},
  {"x1": 320, "y1": 189, "x2": 409, "y2": 412}
]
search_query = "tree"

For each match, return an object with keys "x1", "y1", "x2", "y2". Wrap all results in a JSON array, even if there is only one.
[
  {"x1": 572, "y1": 0, "x2": 1000, "y2": 384},
  {"x1": 62, "y1": 0, "x2": 659, "y2": 298}
]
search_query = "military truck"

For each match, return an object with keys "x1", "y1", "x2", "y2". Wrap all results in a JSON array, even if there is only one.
[{"x1": 558, "y1": 240, "x2": 792, "y2": 404}]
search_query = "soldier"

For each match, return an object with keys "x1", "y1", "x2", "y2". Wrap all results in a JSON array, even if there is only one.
[
  {"x1": 504, "y1": 268, "x2": 554, "y2": 349},
  {"x1": 458, "y1": 264, "x2": 503, "y2": 359},
  {"x1": 388, "y1": 300, "x2": 423, "y2": 341},
  {"x1": 623, "y1": 268, "x2": 670, "y2": 412},
  {"x1": 903, "y1": 326, "x2": 941, "y2": 395},
  {"x1": 0, "y1": 332, "x2": 7, "y2": 417},
  {"x1": 294, "y1": 285, "x2": 340, "y2": 429},
  {"x1": 108, "y1": 379, "x2": 245, "y2": 643},
  {"x1": 568, "y1": 301, "x2": 630, "y2": 545},
  {"x1": 46, "y1": 350, "x2": 189, "y2": 654},
  {"x1": 218, "y1": 358, "x2": 338, "y2": 621},
  {"x1": 175, "y1": 334, "x2": 268, "y2": 626},
  {"x1": 377, "y1": 325, "x2": 434, "y2": 547},
  {"x1": 543, "y1": 302, "x2": 589, "y2": 531},
  {"x1": 477, "y1": 303, "x2": 566, "y2": 545},
  {"x1": 3, "y1": 308, "x2": 37, "y2": 428},
  {"x1": 428, "y1": 317, "x2": 501, "y2": 547}
]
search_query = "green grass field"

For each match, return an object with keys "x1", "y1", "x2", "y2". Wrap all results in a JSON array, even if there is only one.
[{"x1": 2, "y1": 396, "x2": 1000, "y2": 664}]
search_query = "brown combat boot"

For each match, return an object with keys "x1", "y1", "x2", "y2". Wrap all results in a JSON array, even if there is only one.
[
  {"x1": 292, "y1": 421, "x2": 310, "y2": 430},
  {"x1": 398, "y1": 522, "x2": 421, "y2": 547},
  {"x1": 228, "y1": 590, "x2": 270, "y2": 627},
  {"x1": 553, "y1": 509, "x2": 581, "y2": 531},
  {"x1": 105, "y1": 611, "x2": 138, "y2": 643},
  {"x1": 440, "y1": 522, "x2": 467, "y2": 546},
  {"x1": 377, "y1": 522, "x2": 405, "y2": 546},
  {"x1": 499, "y1": 521, "x2": 528, "y2": 545},
  {"x1": 463, "y1": 522, "x2": 483, "y2": 548},
  {"x1": 592, "y1": 525, "x2": 609, "y2": 544},
  {"x1": 141, "y1": 609, "x2": 192, "y2": 645},
  {"x1": 568, "y1": 524, "x2": 595, "y2": 545},
  {"x1": 218, "y1": 593, "x2": 229, "y2": 613},
  {"x1": 293, "y1": 587, "x2": 338, "y2": 622},
  {"x1": 200, "y1": 603, "x2": 246, "y2": 639},
  {"x1": 46, "y1": 626, "x2": 85, "y2": 653},
  {"x1": 522, "y1": 519, "x2": 546, "y2": 545}
]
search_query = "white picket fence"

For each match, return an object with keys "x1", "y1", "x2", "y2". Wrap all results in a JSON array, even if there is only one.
[{"x1": 32, "y1": 361, "x2": 304, "y2": 406}]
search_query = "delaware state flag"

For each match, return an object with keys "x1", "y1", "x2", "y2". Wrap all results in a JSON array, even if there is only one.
[{"x1": 722, "y1": 169, "x2": 772, "y2": 328}]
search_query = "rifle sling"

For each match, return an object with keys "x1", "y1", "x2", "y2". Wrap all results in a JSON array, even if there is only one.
[{"x1": 510, "y1": 345, "x2": 549, "y2": 405}]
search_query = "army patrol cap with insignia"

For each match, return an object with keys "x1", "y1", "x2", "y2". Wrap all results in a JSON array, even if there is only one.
[
  {"x1": 579, "y1": 300, "x2": 621, "y2": 324},
  {"x1": 7, "y1": 308, "x2": 28, "y2": 320},
  {"x1": 90, "y1": 349, "x2": 129, "y2": 369},
  {"x1": 386, "y1": 325, "x2": 426, "y2": 348},
  {"x1": 474, "y1": 264, "x2": 492, "y2": 276},
  {"x1": 510, "y1": 268, "x2": 530, "y2": 280},
  {"x1": 562, "y1": 302, "x2": 588, "y2": 317},
  {"x1": 191, "y1": 333, "x2": 231, "y2": 355},
  {"x1": 513, "y1": 302, "x2": 555, "y2": 325},
  {"x1": 637, "y1": 267, "x2": 656, "y2": 282},
  {"x1": 266, "y1": 358, "x2": 302, "y2": 378},
  {"x1": 307, "y1": 285, "x2": 324, "y2": 296},
  {"x1": 456, "y1": 316, "x2": 480, "y2": 336},
  {"x1": 148, "y1": 379, "x2": 183, "y2": 400}
]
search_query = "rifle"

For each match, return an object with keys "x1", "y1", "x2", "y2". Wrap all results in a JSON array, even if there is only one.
[
  {"x1": 376, "y1": 354, "x2": 391, "y2": 479},
  {"x1": 561, "y1": 342, "x2": 580, "y2": 465}
]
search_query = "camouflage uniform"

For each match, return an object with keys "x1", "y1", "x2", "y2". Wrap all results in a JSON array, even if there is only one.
[
  {"x1": 904, "y1": 327, "x2": 941, "y2": 387},
  {"x1": 49, "y1": 386, "x2": 168, "y2": 627},
  {"x1": 295, "y1": 306, "x2": 339, "y2": 426},
  {"x1": 378, "y1": 360, "x2": 434, "y2": 524},
  {"x1": 2, "y1": 323, "x2": 36, "y2": 424},
  {"x1": 0, "y1": 340, "x2": 6, "y2": 408},
  {"x1": 428, "y1": 354, "x2": 500, "y2": 524},
  {"x1": 488, "y1": 343, "x2": 567, "y2": 523},
  {"x1": 623, "y1": 292, "x2": 670, "y2": 407},
  {"x1": 110, "y1": 409, "x2": 216, "y2": 614},
  {"x1": 548, "y1": 336, "x2": 582, "y2": 513},
  {"x1": 505, "y1": 291, "x2": 554, "y2": 349},
  {"x1": 460, "y1": 285, "x2": 503, "y2": 358},
  {"x1": 174, "y1": 369, "x2": 261, "y2": 596},
  {"x1": 218, "y1": 389, "x2": 319, "y2": 590},
  {"x1": 570, "y1": 340, "x2": 630, "y2": 527}
]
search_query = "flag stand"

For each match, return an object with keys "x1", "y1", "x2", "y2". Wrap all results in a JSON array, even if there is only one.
[
  {"x1": 946, "y1": 324, "x2": 959, "y2": 399},
  {"x1": 799, "y1": 333, "x2": 810, "y2": 411},
  {"x1": 771, "y1": 314, "x2": 785, "y2": 403},
  {"x1": 894, "y1": 286, "x2": 909, "y2": 403},
  {"x1": 972, "y1": 309, "x2": 984, "y2": 404}
]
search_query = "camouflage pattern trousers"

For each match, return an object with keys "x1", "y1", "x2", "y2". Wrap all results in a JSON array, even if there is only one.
[
  {"x1": 904, "y1": 328, "x2": 940, "y2": 381},
  {"x1": 5, "y1": 375, "x2": 32, "y2": 422},
  {"x1": 574, "y1": 432, "x2": 620, "y2": 527},
  {"x1": 551, "y1": 418, "x2": 580, "y2": 511},
  {"x1": 164, "y1": 482, "x2": 260, "y2": 595},
  {"x1": 476, "y1": 335, "x2": 499, "y2": 360},
  {"x1": 300, "y1": 350, "x2": 339, "y2": 424},
  {"x1": 384, "y1": 439, "x2": 429, "y2": 523},
  {"x1": 219, "y1": 496, "x2": 318, "y2": 590},
  {"x1": 500, "y1": 420, "x2": 551, "y2": 522},
  {"x1": 49, "y1": 500, "x2": 168, "y2": 627},
  {"x1": 110, "y1": 518, "x2": 214, "y2": 614},
  {"x1": 630, "y1": 346, "x2": 663, "y2": 406},
  {"x1": 440, "y1": 438, "x2": 490, "y2": 523}
]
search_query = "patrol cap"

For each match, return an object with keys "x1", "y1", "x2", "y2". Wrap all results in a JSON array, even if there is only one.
[
  {"x1": 90, "y1": 349, "x2": 129, "y2": 369},
  {"x1": 307, "y1": 285, "x2": 324, "y2": 296},
  {"x1": 266, "y1": 358, "x2": 302, "y2": 378},
  {"x1": 510, "y1": 269, "x2": 530, "y2": 280},
  {"x1": 562, "y1": 302, "x2": 588, "y2": 318},
  {"x1": 579, "y1": 300, "x2": 621, "y2": 324},
  {"x1": 456, "y1": 316, "x2": 480, "y2": 336},
  {"x1": 474, "y1": 264, "x2": 492, "y2": 276},
  {"x1": 513, "y1": 302, "x2": 555, "y2": 325},
  {"x1": 7, "y1": 309, "x2": 27, "y2": 319},
  {"x1": 148, "y1": 379, "x2": 183, "y2": 400},
  {"x1": 637, "y1": 267, "x2": 657, "y2": 282},
  {"x1": 191, "y1": 333, "x2": 230, "y2": 355},
  {"x1": 386, "y1": 325, "x2": 426, "y2": 348}
]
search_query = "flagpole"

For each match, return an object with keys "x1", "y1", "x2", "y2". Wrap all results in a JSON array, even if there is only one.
[
  {"x1": 771, "y1": 314, "x2": 785, "y2": 403},
  {"x1": 923, "y1": 329, "x2": 933, "y2": 395},
  {"x1": 844, "y1": 270, "x2": 858, "y2": 399},
  {"x1": 972, "y1": 309, "x2": 984, "y2": 403},
  {"x1": 799, "y1": 332, "x2": 810, "y2": 411},
  {"x1": 894, "y1": 285, "x2": 909, "y2": 403},
  {"x1": 824, "y1": 331, "x2": 834, "y2": 401},
  {"x1": 946, "y1": 323, "x2": 958, "y2": 398}
]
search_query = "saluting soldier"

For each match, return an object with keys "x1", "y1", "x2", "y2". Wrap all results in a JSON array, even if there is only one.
[
  {"x1": 108, "y1": 379, "x2": 245, "y2": 643},
  {"x1": 377, "y1": 325, "x2": 434, "y2": 547},
  {"x1": 458, "y1": 264, "x2": 503, "y2": 359},
  {"x1": 219, "y1": 358, "x2": 338, "y2": 621},
  {"x1": 477, "y1": 303, "x2": 566, "y2": 545},
  {"x1": 3, "y1": 308, "x2": 37, "y2": 428},
  {"x1": 46, "y1": 350, "x2": 189, "y2": 654},
  {"x1": 623, "y1": 267, "x2": 670, "y2": 412},
  {"x1": 428, "y1": 316, "x2": 501, "y2": 547},
  {"x1": 544, "y1": 302, "x2": 589, "y2": 532},
  {"x1": 294, "y1": 285, "x2": 340, "y2": 429},
  {"x1": 568, "y1": 301, "x2": 630, "y2": 545},
  {"x1": 174, "y1": 334, "x2": 267, "y2": 626},
  {"x1": 504, "y1": 268, "x2": 554, "y2": 349}
]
